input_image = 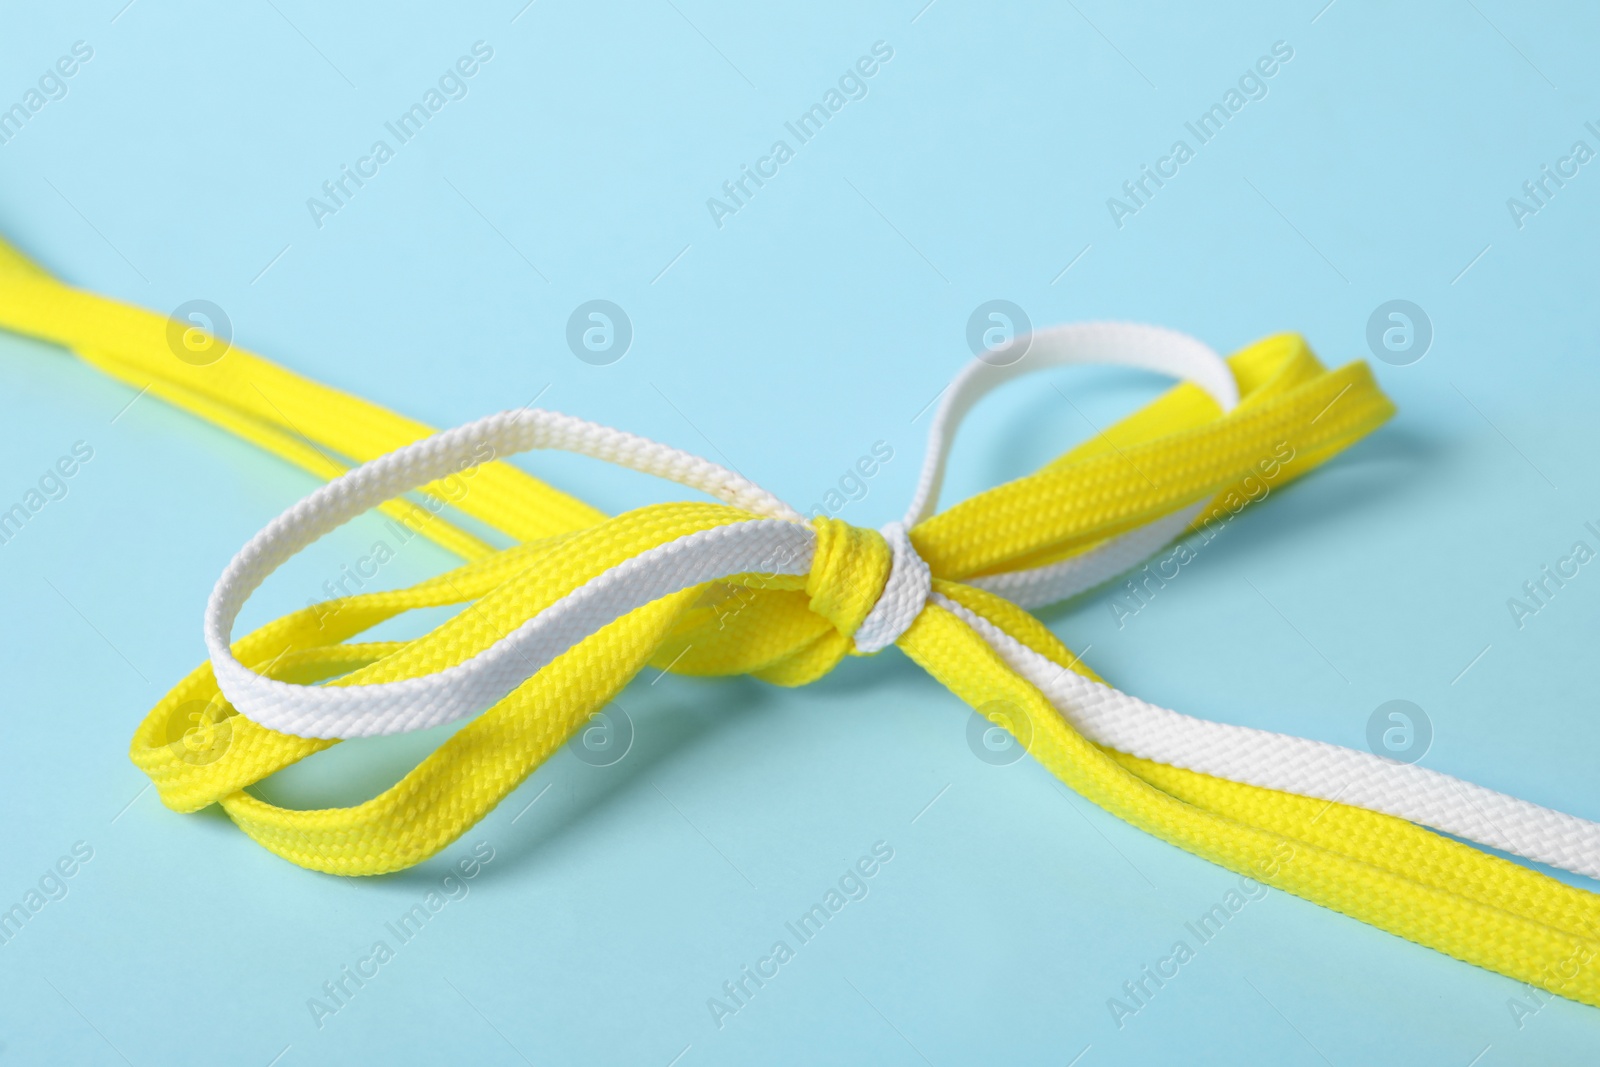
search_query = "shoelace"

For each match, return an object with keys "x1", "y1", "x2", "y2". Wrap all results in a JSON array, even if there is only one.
[{"x1": 3, "y1": 235, "x2": 1598, "y2": 1010}]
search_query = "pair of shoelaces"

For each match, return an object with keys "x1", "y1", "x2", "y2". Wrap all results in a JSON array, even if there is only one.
[{"x1": 2, "y1": 235, "x2": 1597, "y2": 1009}]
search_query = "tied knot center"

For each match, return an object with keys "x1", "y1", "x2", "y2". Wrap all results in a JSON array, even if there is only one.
[{"x1": 805, "y1": 517, "x2": 931, "y2": 654}]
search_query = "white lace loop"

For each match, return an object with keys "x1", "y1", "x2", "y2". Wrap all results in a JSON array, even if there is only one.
[{"x1": 196, "y1": 321, "x2": 1600, "y2": 881}]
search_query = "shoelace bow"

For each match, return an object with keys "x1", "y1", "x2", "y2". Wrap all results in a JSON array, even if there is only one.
[{"x1": 4, "y1": 236, "x2": 1599, "y2": 1010}]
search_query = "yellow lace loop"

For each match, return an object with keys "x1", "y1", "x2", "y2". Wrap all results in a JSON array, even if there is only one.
[{"x1": 5, "y1": 235, "x2": 1600, "y2": 1012}]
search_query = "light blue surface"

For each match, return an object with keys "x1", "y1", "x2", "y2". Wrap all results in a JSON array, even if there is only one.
[{"x1": 2, "y1": 1, "x2": 1599, "y2": 1063}]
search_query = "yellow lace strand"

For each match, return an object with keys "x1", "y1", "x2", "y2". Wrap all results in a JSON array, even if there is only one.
[{"x1": 4, "y1": 236, "x2": 1597, "y2": 1011}]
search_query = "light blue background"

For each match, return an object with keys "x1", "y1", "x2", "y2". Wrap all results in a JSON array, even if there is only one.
[{"x1": 2, "y1": 1, "x2": 1599, "y2": 1063}]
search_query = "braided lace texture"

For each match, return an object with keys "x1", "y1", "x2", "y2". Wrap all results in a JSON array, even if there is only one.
[{"x1": 1, "y1": 235, "x2": 1598, "y2": 1010}]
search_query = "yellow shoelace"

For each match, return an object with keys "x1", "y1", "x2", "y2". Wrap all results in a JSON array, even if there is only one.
[{"x1": 3, "y1": 235, "x2": 1597, "y2": 1009}]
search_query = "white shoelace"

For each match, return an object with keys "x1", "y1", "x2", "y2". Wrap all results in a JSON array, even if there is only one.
[{"x1": 202, "y1": 322, "x2": 1600, "y2": 880}]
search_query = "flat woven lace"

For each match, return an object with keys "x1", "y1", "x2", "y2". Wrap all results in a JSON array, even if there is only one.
[{"x1": 3, "y1": 236, "x2": 1599, "y2": 1010}]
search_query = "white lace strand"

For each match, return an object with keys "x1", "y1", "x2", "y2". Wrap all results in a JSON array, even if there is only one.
[
  {"x1": 200, "y1": 322, "x2": 1600, "y2": 881},
  {"x1": 935, "y1": 591, "x2": 1600, "y2": 881}
]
